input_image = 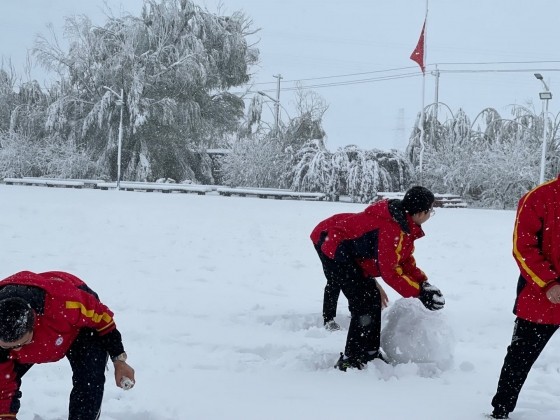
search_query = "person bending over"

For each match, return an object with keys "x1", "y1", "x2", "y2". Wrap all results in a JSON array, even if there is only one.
[
  {"x1": 0, "y1": 270, "x2": 135, "y2": 420},
  {"x1": 310, "y1": 186, "x2": 445, "y2": 370}
]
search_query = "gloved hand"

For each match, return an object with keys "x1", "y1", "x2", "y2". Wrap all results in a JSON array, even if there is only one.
[{"x1": 419, "y1": 282, "x2": 445, "y2": 310}]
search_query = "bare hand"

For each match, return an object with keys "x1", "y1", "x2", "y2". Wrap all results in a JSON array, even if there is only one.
[
  {"x1": 114, "y1": 361, "x2": 136, "y2": 390},
  {"x1": 376, "y1": 280, "x2": 389, "y2": 308},
  {"x1": 546, "y1": 284, "x2": 560, "y2": 304}
]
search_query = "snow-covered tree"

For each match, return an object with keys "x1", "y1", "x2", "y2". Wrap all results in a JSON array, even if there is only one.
[
  {"x1": 0, "y1": 131, "x2": 98, "y2": 179},
  {"x1": 221, "y1": 134, "x2": 285, "y2": 188},
  {"x1": 287, "y1": 139, "x2": 343, "y2": 199},
  {"x1": 0, "y1": 68, "x2": 17, "y2": 133},
  {"x1": 223, "y1": 85, "x2": 329, "y2": 190},
  {"x1": 287, "y1": 140, "x2": 413, "y2": 203},
  {"x1": 33, "y1": 0, "x2": 258, "y2": 182},
  {"x1": 283, "y1": 86, "x2": 327, "y2": 150},
  {"x1": 344, "y1": 146, "x2": 413, "y2": 203},
  {"x1": 411, "y1": 104, "x2": 558, "y2": 208}
]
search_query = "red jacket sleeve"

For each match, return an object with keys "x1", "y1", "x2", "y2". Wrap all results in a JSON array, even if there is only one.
[
  {"x1": 41, "y1": 271, "x2": 117, "y2": 336},
  {"x1": 513, "y1": 192, "x2": 559, "y2": 291},
  {"x1": 63, "y1": 289, "x2": 116, "y2": 335},
  {"x1": 0, "y1": 356, "x2": 18, "y2": 417},
  {"x1": 368, "y1": 224, "x2": 427, "y2": 298}
]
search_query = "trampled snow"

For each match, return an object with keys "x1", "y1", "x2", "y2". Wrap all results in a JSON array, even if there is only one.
[{"x1": 2, "y1": 185, "x2": 560, "y2": 420}]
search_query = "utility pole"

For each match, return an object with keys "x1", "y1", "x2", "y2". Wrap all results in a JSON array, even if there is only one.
[
  {"x1": 393, "y1": 108, "x2": 405, "y2": 149},
  {"x1": 433, "y1": 64, "x2": 440, "y2": 119},
  {"x1": 431, "y1": 65, "x2": 440, "y2": 147},
  {"x1": 273, "y1": 74, "x2": 282, "y2": 135},
  {"x1": 117, "y1": 88, "x2": 124, "y2": 190},
  {"x1": 103, "y1": 86, "x2": 124, "y2": 190}
]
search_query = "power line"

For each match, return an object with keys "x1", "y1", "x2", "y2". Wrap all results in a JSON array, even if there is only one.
[
  {"x1": 438, "y1": 68, "x2": 560, "y2": 74},
  {"x1": 432, "y1": 60, "x2": 560, "y2": 66},
  {"x1": 239, "y1": 60, "x2": 560, "y2": 94},
  {"x1": 253, "y1": 73, "x2": 423, "y2": 94},
  {"x1": 250, "y1": 66, "x2": 420, "y2": 86}
]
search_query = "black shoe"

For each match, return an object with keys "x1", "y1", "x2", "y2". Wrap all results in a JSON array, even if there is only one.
[
  {"x1": 489, "y1": 407, "x2": 509, "y2": 419},
  {"x1": 334, "y1": 352, "x2": 364, "y2": 371}
]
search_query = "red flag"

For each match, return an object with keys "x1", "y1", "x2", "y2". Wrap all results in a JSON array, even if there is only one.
[{"x1": 410, "y1": 21, "x2": 426, "y2": 73}]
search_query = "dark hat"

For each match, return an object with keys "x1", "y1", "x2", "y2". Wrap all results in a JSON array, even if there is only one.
[
  {"x1": 401, "y1": 186, "x2": 435, "y2": 215},
  {"x1": 0, "y1": 297, "x2": 35, "y2": 342}
]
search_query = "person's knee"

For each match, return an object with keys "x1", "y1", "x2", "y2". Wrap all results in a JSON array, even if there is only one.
[
  {"x1": 359, "y1": 314, "x2": 372, "y2": 326},
  {"x1": 72, "y1": 370, "x2": 106, "y2": 389},
  {"x1": 70, "y1": 356, "x2": 107, "y2": 387}
]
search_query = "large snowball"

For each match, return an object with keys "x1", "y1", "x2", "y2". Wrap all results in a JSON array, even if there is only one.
[{"x1": 380, "y1": 298, "x2": 455, "y2": 370}]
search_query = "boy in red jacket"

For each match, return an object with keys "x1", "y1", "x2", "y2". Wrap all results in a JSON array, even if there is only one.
[
  {"x1": 491, "y1": 175, "x2": 560, "y2": 419},
  {"x1": 0, "y1": 271, "x2": 135, "y2": 420},
  {"x1": 311, "y1": 186, "x2": 445, "y2": 370}
]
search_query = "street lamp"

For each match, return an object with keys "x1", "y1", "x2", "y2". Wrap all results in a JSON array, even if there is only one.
[
  {"x1": 103, "y1": 86, "x2": 124, "y2": 190},
  {"x1": 534, "y1": 73, "x2": 552, "y2": 184},
  {"x1": 257, "y1": 90, "x2": 280, "y2": 135}
]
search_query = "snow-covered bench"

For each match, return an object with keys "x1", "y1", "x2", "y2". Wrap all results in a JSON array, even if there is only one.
[
  {"x1": 3, "y1": 177, "x2": 92, "y2": 189},
  {"x1": 433, "y1": 193, "x2": 467, "y2": 208},
  {"x1": 375, "y1": 191, "x2": 467, "y2": 208},
  {"x1": 217, "y1": 187, "x2": 325, "y2": 201},
  {"x1": 95, "y1": 181, "x2": 214, "y2": 194}
]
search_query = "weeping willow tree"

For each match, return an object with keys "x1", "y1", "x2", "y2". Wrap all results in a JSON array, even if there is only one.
[
  {"x1": 288, "y1": 140, "x2": 414, "y2": 203},
  {"x1": 222, "y1": 84, "x2": 329, "y2": 189},
  {"x1": 286, "y1": 139, "x2": 345, "y2": 200},
  {"x1": 0, "y1": 75, "x2": 98, "y2": 179},
  {"x1": 33, "y1": 0, "x2": 258, "y2": 182},
  {"x1": 0, "y1": 68, "x2": 17, "y2": 134},
  {"x1": 407, "y1": 103, "x2": 560, "y2": 208}
]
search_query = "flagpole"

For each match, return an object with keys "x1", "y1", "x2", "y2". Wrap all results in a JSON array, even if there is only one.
[{"x1": 418, "y1": 0, "x2": 428, "y2": 183}]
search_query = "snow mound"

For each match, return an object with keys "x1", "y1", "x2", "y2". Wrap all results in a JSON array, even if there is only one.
[{"x1": 381, "y1": 298, "x2": 455, "y2": 370}]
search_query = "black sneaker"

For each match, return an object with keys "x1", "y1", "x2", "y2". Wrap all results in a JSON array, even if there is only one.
[
  {"x1": 489, "y1": 407, "x2": 509, "y2": 419},
  {"x1": 334, "y1": 352, "x2": 364, "y2": 371}
]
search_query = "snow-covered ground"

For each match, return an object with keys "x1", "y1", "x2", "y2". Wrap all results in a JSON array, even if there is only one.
[{"x1": 2, "y1": 184, "x2": 560, "y2": 420}]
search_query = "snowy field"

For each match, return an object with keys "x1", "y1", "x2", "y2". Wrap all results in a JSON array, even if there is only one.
[{"x1": 2, "y1": 184, "x2": 560, "y2": 420}]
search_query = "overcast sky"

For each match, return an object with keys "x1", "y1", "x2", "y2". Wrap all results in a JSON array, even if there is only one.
[{"x1": 2, "y1": 0, "x2": 559, "y2": 151}]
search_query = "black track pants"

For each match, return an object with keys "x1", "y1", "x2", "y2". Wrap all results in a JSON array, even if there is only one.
[
  {"x1": 491, "y1": 317, "x2": 558, "y2": 413},
  {"x1": 315, "y1": 240, "x2": 342, "y2": 323},
  {"x1": 66, "y1": 329, "x2": 109, "y2": 420},
  {"x1": 315, "y1": 244, "x2": 381, "y2": 359},
  {"x1": 15, "y1": 329, "x2": 108, "y2": 420},
  {"x1": 323, "y1": 278, "x2": 341, "y2": 322}
]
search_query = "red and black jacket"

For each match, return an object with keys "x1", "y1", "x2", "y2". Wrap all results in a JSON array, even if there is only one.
[
  {"x1": 0, "y1": 271, "x2": 124, "y2": 417},
  {"x1": 311, "y1": 199, "x2": 428, "y2": 297},
  {"x1": 513, "y1": 175, "x2": 560, "y2": 324}
]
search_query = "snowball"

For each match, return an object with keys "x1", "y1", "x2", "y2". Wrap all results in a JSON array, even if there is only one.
[{"x1": 380, "y1": 298, "x2": 455, "y2": 370}]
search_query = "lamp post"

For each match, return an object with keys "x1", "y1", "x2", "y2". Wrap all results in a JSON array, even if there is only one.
[
  {"x1": 103, "y1": 86, "x2": 124, "y2": 190},
  {"x1": 257, "y1": 90, "x2": 280, "y2": 135},
  {"x1": 534, "y1": 73, "x2": 552, "y2": 184}
]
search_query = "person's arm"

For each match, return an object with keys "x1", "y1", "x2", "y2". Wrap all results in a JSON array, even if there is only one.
[
  {"x1": 98, "y1": 329, "x2": 136, "y2": 389},
  {"x1": 376, "y1": 227, "x2": 425, "y2": 298},
  {"x1": 513, "y1": 196, "x2": 558, "y2": 291},
  {"x1": 0, "y1": 351, "x2": 20, "y2": 418},
  {"x1": 399, "y1": 254, "x2": 428, "y2": 285},
  {"x1": 65, "y1": 289, "x2": 136, "y2": 389}
]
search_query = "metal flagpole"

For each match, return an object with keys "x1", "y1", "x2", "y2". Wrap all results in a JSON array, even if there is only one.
[{"x1": 418, "y1": 0, "x2": 428, "y2": 183}]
